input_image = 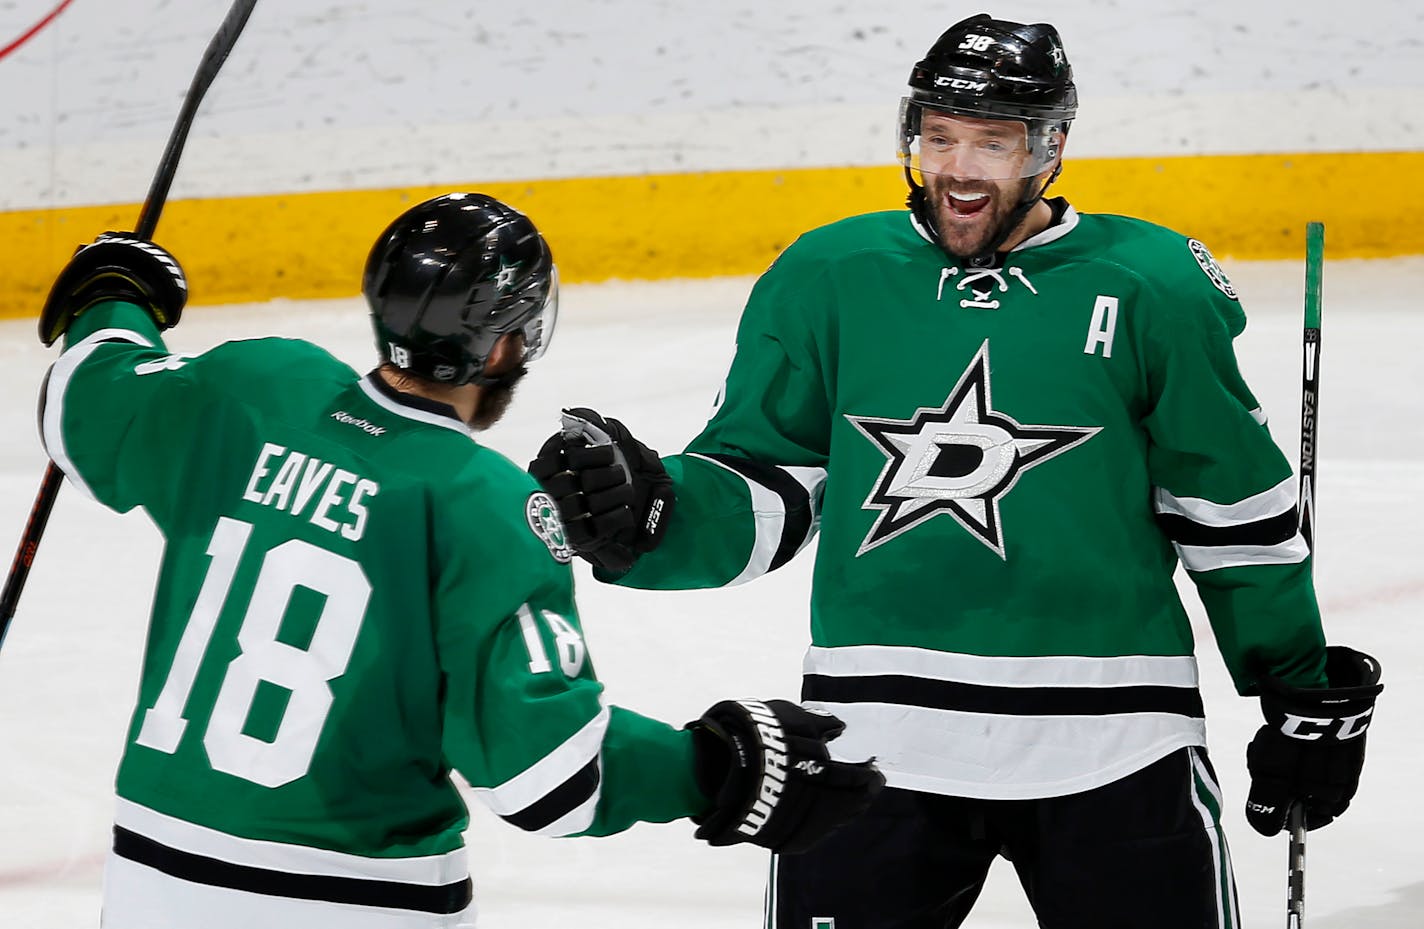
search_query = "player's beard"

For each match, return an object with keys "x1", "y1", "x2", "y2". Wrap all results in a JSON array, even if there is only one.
[
  {"x1": 467, "y1": 365, "x2": 527, "y2": 431},
  {"x1": 925, "y1": 173, "x2": 1033, "y2": 260}
]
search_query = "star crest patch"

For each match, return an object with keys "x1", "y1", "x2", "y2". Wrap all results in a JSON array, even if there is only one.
[
  {"x1": 846, "y1": 341, "x2": 1100, "y2": 558},
  {"x1": 526, "y1": 492, "x2": 573, "y2": 563},
  {"x1": 1188, "y1": 239, "x2": 1238, "y2": 301}
]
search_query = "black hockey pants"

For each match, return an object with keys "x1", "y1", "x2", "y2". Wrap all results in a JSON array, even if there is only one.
[{"x1": 768, "y1": 746, "x2": 1239, "y2": 929}]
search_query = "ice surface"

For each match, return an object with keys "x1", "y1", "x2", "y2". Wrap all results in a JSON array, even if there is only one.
[{"x1": 1, "y1": 259, "x2": 1421, "y2": 927}]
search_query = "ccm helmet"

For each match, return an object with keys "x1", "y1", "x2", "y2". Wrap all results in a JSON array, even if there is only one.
[
  {"x1": 364, "y1": 193, "x2": 558, "y2": 385},
  {"x1": 900, "y1": 15, "x2": 1077, "y2": 255}
]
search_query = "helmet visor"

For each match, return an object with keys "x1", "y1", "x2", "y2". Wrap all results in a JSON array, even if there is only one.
[
  {"x1": 520, "y1": 265, "x2": 559, "y2": 363},
  {"x1": 898, "y1": 98, "x2": 1066, "y2": 182}
]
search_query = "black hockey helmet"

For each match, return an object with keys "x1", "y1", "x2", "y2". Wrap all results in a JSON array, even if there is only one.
[
  {"x1": 900, "y1": 14, "x2": 1076, "y2": 184},
  {"x1": 907, "y1": 14, "x2": 1077, "y2": 126},
  {"x1": 899, "y1": 15, "x2": 1077, "y2": 261},
  {"x1": 364, "y1": 193, "x2": 558, "y2": 385}
]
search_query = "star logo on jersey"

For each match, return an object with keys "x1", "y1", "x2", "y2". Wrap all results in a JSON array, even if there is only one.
[
  {"x1": 494, "y1": 259, "x2": 519, "y2": 293},
  {"x1": 846, "y1": 341, "x2": 1100, "y2": 558},
  {"x1": 526, "y1": 492, "x2": 573, "y2": 563}
]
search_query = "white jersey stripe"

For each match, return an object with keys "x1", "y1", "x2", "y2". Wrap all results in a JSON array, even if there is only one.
[
  {"x1": 1154, "y1": 475, "x2": 1297, "y2": 526},
  {"x1": 781, "y1": 465, "x2": 827, "y2": 558},
  {"x1": 469, "y1": 706, "x2": 609, "y2": 818},
  {"x1": 102, "y1": 853, "x2": 477, "y2": 929},
  {"x1": 112, "y1": 798, "x2": 468, "y2": 884},
  {"x1": 1175, "y1": 533, "x2": 1310, "y2": 572},
  {"x1": 42, "y1": 327, "x2": 154, "y2": 502},
  {"x1": 688, "y1": 453, "x2": 786, "y2": 586},
  {"x1": 804, "y1": 699, "x2": 1204, "y2": 799},
  {"x1": 805, "y1": 644, "x2": 1200, "y2": 689}
]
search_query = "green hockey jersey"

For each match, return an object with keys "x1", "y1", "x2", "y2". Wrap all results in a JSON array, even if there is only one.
[
  {"x1": 42, "y1": 301, "x2": 705, "y2": 928},
  {"x1": 610, "y1": 204, "x2": 1327, "y2": 800}
]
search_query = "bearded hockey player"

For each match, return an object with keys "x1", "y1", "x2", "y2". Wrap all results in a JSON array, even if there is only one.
[
  {"x1": 34, "y1": 193, "x2": 882, "y2": 929},
  {"x1": 530, "y1": 15, "x2": 1383, "y2": 928}
]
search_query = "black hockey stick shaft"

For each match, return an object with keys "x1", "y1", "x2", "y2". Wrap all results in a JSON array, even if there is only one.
[
  {"x1": 1286, "y1": 221, "x2": 1325, "y2": 929},
  {"x1": 135, "y1": 0, "x2": 259, "y2": 240},
  {"x1": 0, "y1": 0, "x2": 260, "y2": 648}
]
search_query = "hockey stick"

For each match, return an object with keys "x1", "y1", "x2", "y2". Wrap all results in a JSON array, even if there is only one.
[
  {"x1": 1285, "y1": 220, "x2": 1325, "y2": 929},
  {"x1": 0, "y1": 0, "x2": 260, "y2": 649}
]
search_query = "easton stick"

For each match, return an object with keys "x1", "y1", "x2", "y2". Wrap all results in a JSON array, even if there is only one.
[
  {"x1": 1286, "y1": 220, "x2": 1325, "y2": 929},
  {"x1": 0, "y1": 0, "x2": 261, "y2": 649}
]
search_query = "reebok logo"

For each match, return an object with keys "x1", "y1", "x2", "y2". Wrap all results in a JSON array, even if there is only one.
[
  {"x1": 331, "y1": 411, "x2": 386, "y2": 436},
  {"x1": 735, "y1": 700, "x2": 787, "y2": 838},
  {"x1": 794, "y1": 759, "x2": 824, "y2": 776}
]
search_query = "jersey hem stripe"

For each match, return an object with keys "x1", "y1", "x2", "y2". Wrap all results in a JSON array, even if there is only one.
[
  {"x1": 112, "y1": 798, "x2": 468, "y2": 883},
  {"x1": 858, "y1": 734, "x2": 1204, "y2": 800},
  {"x1": 113, "y1": 826, "x2": 473, "y2": 915},
  {"x1": 803, "y1": 673, "x2": 1205, "y2": 718},
  {"x1": 804, "y1": 644, "x2": 1201, "y2": 688}
]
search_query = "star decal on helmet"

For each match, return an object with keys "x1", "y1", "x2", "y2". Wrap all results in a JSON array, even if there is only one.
[
  {"x1": 846, "y1": 340, "x2": 1099, "y2": 558},
  {"x1": 494, "y1": 259, "x2": 519, "y2": 292}
]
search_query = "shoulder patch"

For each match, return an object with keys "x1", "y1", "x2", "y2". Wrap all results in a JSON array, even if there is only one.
[
  {"x1": 525, "y1": 492, "x2": 573, "y2": 564},
  {"x1": 1187, "y1": 239, "x2": 1238, "y2": 301}
]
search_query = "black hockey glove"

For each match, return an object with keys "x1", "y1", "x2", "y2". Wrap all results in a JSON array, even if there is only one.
[
  {"x1": 688, "y1": 699, "x2": 884, "y2": 855},
  {"x1": 1245, "y1": 645, "x2": 1383, "y2": 837},
  {"x1": 39, "y1": 233, "x2": 187, "y2": 346},
  {"x1": 528, "y1": 408, "x2": 674, "y2": 574}
]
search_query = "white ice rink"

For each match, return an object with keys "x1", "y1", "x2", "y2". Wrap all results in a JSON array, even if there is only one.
[{"x1": 1, "y1": 259, "x2": 1421, "y2": 927}]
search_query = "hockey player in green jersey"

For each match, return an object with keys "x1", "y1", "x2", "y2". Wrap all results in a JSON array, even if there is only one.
[
  {"x1": 33, "y1": 193, "x2": 882, "y2": 929},
  {"x1": 530, "y1": 15, "x2": 1383, "y2": 928}
]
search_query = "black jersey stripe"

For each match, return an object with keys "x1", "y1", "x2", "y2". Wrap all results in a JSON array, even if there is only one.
[
  {"x1": 112, "y1": 826, "x2": 472, "y2": 914},
  {"x1": 803, "y1": 674, "x2": 1205, "y2": 719},
  {"x1": 1154, "y1": 507, "x2": 1298, "y2": 548},
  {"x1": 701, "y1": 453, "x2": 813, "y2": 571},
  {"x1": 499, "y1": 758, "x2": 601, "y2": 833}
]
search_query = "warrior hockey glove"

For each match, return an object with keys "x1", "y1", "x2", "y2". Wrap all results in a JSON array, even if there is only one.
[
  {"x1": 39, "y1": 233, "x2": 188, "y2": 346},
  {"x1": 528, "y1": 408, "x2": 674, "y2": 574},
  {"x1": 687, "y1": 699, "x2": 884, "y2": 855},
  {"x1": 1245, "y1": 645, "x2": 1383, "y2": 836}
]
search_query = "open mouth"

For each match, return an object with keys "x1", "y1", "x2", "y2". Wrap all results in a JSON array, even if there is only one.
[{"x1": 946, "y1": 191, "x2": 991, "y2": 218}]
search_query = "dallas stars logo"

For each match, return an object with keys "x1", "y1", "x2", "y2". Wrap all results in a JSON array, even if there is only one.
[
  {"x1": 846, "y1": 341, "x2": 1099, "y2": 558},
  {"x1": 494, "y1": 258, "x2": 519, "y2": 292}
]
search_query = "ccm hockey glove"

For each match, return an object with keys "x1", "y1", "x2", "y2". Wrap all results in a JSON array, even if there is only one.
[
  {"x1": 1245, "y1": 645, "x2": 1383, "y2": 836},
  {"x1": 39, "y1": 233, "x2": 188, "y2": 346},
  {"x1": 688, "y1": 699, "x2": 884, "y2": 855},
  {"x1": 528, "y1": 408, "x2": 674, "y2": 574}
]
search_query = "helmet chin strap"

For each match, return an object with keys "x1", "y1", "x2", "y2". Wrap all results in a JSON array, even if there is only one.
[
  {"x1": 908, "y1": 164, "x2": 1061, "y2": 268},
  {"x1": 472, "y1": 362, "x2": 527, "y2": 389}
]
